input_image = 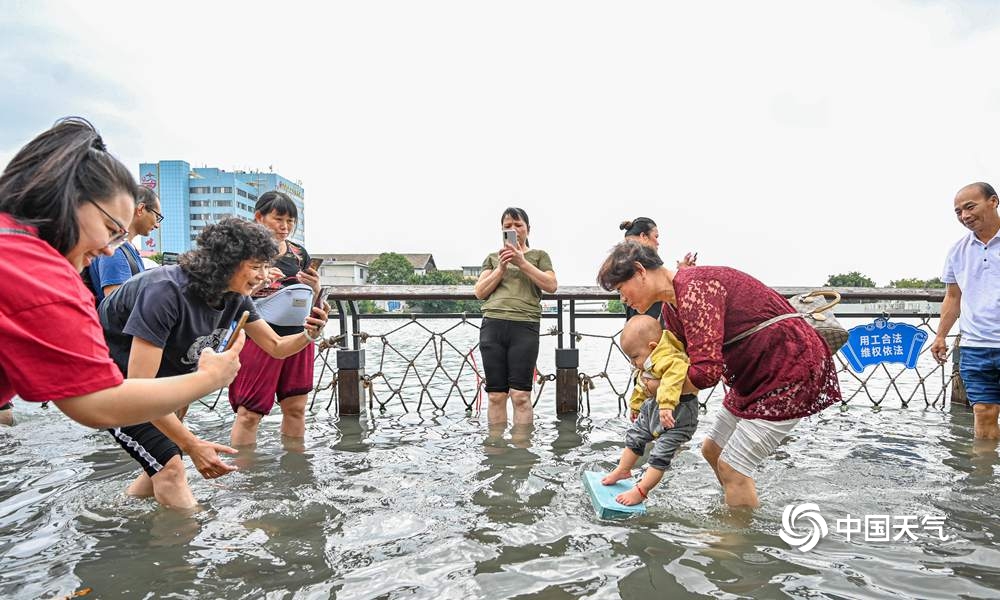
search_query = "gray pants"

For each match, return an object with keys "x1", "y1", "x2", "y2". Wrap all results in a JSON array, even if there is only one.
[{"x1": 625, "y1": 394, "x2": 699, "y2": 471}]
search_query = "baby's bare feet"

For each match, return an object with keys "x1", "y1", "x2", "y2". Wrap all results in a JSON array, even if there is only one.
[
  {"x1": 601, "y1": 469, "x2": 630, "y2": 485},
  {"x1": 616, "y1": 487, "x2": 645, "y2": 506}
]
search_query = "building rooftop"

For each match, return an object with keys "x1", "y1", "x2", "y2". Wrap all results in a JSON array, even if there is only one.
[{"x1": 314, "y1": 253, "x2": 436, "y2": 270}]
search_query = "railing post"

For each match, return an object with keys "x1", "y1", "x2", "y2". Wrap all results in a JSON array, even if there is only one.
[
  {"x1": 951, "y1": 337, "x2": 969, "y2": 407},
  {"x1": 555, "y1": 299, "x2": 578, "y2": 414},
  {"x1": 337, "y1": 348, "x2": 365, "y2": 415}
]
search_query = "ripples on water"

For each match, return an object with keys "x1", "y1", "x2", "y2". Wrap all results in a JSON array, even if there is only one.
[{"x1": 2, "y1": 319, "x2": 1000, "y2": 598}]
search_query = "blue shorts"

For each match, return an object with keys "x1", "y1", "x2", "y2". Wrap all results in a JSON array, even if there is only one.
[{"x1": 959, "y1": 347, "x2": 1000, "y2": 405}]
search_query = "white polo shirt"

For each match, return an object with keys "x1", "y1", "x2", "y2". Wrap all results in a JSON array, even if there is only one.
[{"x1": 942, "y1": 230, "x2": 1000, "y2": 347}]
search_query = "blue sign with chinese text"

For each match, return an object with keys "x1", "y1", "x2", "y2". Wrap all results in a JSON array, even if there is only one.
[{"x1": 840, "y1": 317, "x2": 928, "y2": 373}]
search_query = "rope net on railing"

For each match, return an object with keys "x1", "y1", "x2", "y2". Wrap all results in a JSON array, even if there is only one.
[{"x1": 304, "y1": 315, "x2": 959, "y2": 416}]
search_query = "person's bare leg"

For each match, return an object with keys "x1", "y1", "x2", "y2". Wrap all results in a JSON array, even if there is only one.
[
  {"x1": 973, "y1": 404, "x2": 1000, "y2": 439},
  {"x1": 279, "y1": 394, "x2": 307, "y2": 439},
  {"x1": 717, "y1": 458, "x2": 759, "y2": 508},
  {"x1": 149, "y1": 456, "x2": 197, "y2": 509},
  {"x1": 702, "y1": 438, "x2": 724, "y2": 485},
  {"x1": 603, "y1": 448, "x2": 640, "y2": 485},
  {"x1": 230, "y1": 407, "x2": 263, "y2": 447},
  {"x1": 125, "y1": 472, "x2": 154, "y2": 498},
  {"x1": 509, "y1": 389, "x2": 533, "y2": 425},
  {"x1": 0, "y1": 407, "x2": 13, "y2": 426},
  {"x1": 487, "y1": 391, "x2": 510, "y2": 425},
  {"x1": 616, "y1": 466, "x2": 665, "y2": 506}
]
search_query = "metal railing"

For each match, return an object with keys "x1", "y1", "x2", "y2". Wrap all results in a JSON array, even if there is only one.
[{"x1": 301, "y1": 285, "x2": 956, "y2": 416}]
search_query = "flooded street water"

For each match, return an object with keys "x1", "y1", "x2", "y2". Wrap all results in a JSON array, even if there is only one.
[{"x1": 2, "y1": 318, "x2": 999, "y2": 598}]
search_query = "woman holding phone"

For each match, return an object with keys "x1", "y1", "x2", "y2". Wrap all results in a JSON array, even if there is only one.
[
  {"x1": 228, "y1": 191, "x2": 323, "y2": 448},
  {"x1": 0, "y1": 117, "x2": 243, "y2": 429},
  {"x1": 474, "y1": 207, "x2": 558, "y2": 426},
  {"x1": 100, "y1": 218, "x2": 329, "y2": 508}
]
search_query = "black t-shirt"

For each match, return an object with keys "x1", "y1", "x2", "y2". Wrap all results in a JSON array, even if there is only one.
[
  {"x1": 100, "y1": 265, "x2": 259, "y2": 377},
  {"x1": 254, "y1": 240, "x2": 311, "y2": 336}
]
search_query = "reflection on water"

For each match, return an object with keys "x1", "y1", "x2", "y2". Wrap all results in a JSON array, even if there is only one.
[{"x1": 2, "y1": 319, "x2": 1000, "y2": 598}]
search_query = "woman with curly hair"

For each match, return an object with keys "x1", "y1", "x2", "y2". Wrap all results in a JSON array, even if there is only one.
[
  {"x1": 0, "y1": 117, "x2": 243, "y2": 429},
  {"x1": 100, "y1": 218, "x2": 329, "y2": 509}
]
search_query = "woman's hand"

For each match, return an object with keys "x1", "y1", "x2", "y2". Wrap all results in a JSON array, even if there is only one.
[
  {"x1": 184, "y1": 437, "x2": 238, "y2": 479},
  {"x1": 676, "y1": 251, "x2": 698, "y2": 269},
  {"x1": 303, "y1": 304, "x2": 330, "y2": 340},
  {"x1": 197, "y1": 332, "x2": 245, "y2": 388},
  {"x1": 266, "y1": 267, "x2": 284, "y2": 283},
  {"x1": 297, "y1": 267, "x2": 321, "y2": 296},
  {"x1": 499, "y1": 243, "x2": 526, "y2": 268}
]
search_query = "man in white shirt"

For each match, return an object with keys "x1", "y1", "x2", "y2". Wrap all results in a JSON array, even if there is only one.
[{"x1": 932, "y1": 182, "x2": 1000, "y2": 438}]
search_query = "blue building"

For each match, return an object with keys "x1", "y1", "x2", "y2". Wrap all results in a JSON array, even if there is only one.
[{"x1": 137, "y1": 161, "x2": 306, "y2": 255}]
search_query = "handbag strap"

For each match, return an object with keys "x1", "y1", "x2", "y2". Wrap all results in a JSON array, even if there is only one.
[
  {"x1": 723, "y1": 313, "x2": 804, "y2": 347},
  {"x1": 722, "y1": 290, "x2": 842, "y2": 347}
]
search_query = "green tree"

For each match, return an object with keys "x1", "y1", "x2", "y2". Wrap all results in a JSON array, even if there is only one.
[
  {"x1": 824, "y1": 271, "x2": 876, "y2": 287},
  {"x1": 889, "y1": 277, "x2": 945, "y2": 289},
  {"x1": 408, "y1": 270, "x2": 482, "y2": 313},
  {"x1": 368, "y1": 252, "x2": 414, "y2": 284},
  {"x1": 357, "y1": 299, "x2": 384, "y2": 314},
  {"x1": 606, "y1": 299, "x2": 625, "y2": 313},
  {"x1": 147, "y1": 252, "x2": 163, "y2": 265}
]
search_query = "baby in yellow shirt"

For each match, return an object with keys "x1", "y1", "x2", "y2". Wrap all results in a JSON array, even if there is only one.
[{"x1": 603, "y1": 315, "x2": 700, "y2": 505}]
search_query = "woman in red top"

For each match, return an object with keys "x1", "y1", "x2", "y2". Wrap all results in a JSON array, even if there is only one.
[
  {"x1": 0, "y1": 117, "x2": 244, "y2": 429},
  {"x1": 598, "y1": 240, "x2": 841, "y2": 507}
]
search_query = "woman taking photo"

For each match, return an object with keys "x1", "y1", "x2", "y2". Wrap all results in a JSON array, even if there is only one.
[
  {"x1": 0, "y1": 117, "x2": 243, "y2": 429},
  {"x1": 228, "y1": 191, "x2": 321, "y2": 447},
  {"x1": 474, "y1": 207, "x2": 557, "y2": 426},
  {"x1": 100, "y1": 218, "x2": 329, "y2": 508},
  {"x1": 598, "y1": 240, "x2": 841, "y2": 508}
]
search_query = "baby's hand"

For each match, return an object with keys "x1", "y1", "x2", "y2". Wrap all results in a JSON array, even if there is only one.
[
  {"x1": 629, "y1": 408, "x2": 640, "y2": 422},
  {"x1": 659, "y1": 408, "x2": 675, "y2": 429}
]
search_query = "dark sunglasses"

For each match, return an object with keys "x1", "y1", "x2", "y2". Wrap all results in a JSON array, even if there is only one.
[{"x1": 86, "y1": 199, "x2": 128, "y2": 249}]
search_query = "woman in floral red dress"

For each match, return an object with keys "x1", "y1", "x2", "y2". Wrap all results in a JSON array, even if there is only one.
[{"x1": 598, "y1": 241, "x2": 841, "y2": 507}]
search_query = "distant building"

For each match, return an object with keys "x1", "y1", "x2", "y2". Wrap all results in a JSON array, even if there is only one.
[
  {"x1": 136, "y1": 161, "x2": 305, "y2": 254},
  {"x1": 461, "y1": 265, "x2": 482, "y2": 280},
  {"x1": 311, "y1": 253, "x2": 438, "y2": 285}
]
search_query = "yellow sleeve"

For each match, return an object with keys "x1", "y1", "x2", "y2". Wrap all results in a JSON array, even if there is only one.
[
  {"x1": 650, "y1": 332, "x2": 690, "y2": 411},
  {"x1": 628, "y1": 370, "x2": 646, "y2": 413}
]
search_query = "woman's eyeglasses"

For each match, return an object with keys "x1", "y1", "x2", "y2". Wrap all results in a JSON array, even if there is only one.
[{"x1": 86, "y1": 199, "x2": 128, "y2": 249}]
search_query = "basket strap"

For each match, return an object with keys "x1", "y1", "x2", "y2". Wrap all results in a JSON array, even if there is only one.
[{"x1": 723, "y1": 313, "x2": 804, "y2": 347}]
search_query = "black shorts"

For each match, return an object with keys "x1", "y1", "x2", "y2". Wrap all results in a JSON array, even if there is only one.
[
  {"x1": 108, "y1": 422, "x2": 182, "y2": 478},
  {"x1": 479, "y1": 317, "x2": 540, "y2": 393}
]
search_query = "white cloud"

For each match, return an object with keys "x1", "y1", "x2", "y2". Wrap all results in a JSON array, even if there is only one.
[{"x1": 2, "y1": 0, "x2": 998, "y2": 285}]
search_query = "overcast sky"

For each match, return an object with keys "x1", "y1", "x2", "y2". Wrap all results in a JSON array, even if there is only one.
[{"x1": 2, "y1": 1, "x2": 998, "y2": 286}]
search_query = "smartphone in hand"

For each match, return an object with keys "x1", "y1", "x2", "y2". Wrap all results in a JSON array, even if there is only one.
[
  {"x1": 502, "y1": 228, "x2": 517, "y2": 247},
  {"x1": 218, "y1": 310, "x2": 251, "y2": 352},
  {"x1": 307, "y1": 257, "x2": 323, "y2": 271},
  {"x1": 314, "y1": 286, "x2": 331, "y2": 309}
]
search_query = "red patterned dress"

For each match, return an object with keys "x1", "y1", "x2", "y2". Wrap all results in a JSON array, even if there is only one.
[{"x1": 661, "y1": 266, "x2": 842, "y2": 421}]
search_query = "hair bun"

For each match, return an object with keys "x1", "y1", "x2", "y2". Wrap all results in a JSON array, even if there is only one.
[{"x1": 619, "y1": 220, "x2": 632, "y2": 231}]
